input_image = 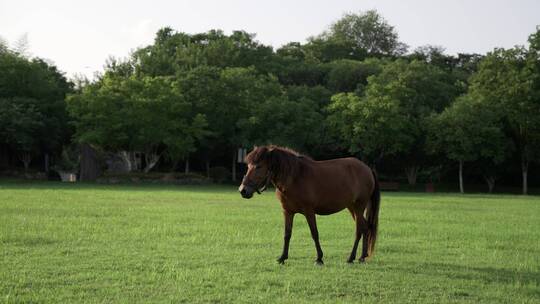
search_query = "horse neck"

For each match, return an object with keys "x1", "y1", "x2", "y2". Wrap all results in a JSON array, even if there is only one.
[{"x1": 271, "y1": 156, "x2": 304, "y2": 192}]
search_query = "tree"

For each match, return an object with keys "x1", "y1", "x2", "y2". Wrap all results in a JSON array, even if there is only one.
[
  {"x1": 428, "y1": 95, "x2": 509, "y2": 193},
  {"x1": 327, "y1": 59, "x2": 459, "y2": 183},
  {"x1": 322, "y1": 10, "x2": 407, "y2": 57},
  {"x1": 67, "y1": 74, "x2": 208, "y2": 173},
  {"x1": 129, "y1": 76, "x2": 200, "y2": 173},
  {"x1": 218, "y1": 67, "x2": 282, "y2": 180},
  {"x1": 303, "y1": 36, "x2": 365, "y2": 63},
  {"x1": 176, "y1": 66, "x2": 224, "y2": 174},
  {"x1": 407, "y1": 46, "x2": 483, "y2": 96},
  {"x1": 285, "y1": 85, "x2": 332, "y2": 110},
  {"x1": 133, "y1": 28, "x2": 274, "y2": 77},
  {"x1": 67, "y1": 75, "x2": 135, "y2": 152},
  {"x1": 327, "y1": 92, "x2": 413, "y2": 169},
  {"x1": 0, "y1": 36, "x2": 8, "y2": 53},
  {"x1": 467, "y1": 36, "x2": 540, "y2": 194},
  {"x1": 13, "y1": 33, "x2": 30, "y2": 57},
  {"x1": 274, "y1": 60, "x2": 328, "y2": 87},
  {"x1": 0, "y1": 97, "x2": 44, "y2": 170},
  {"x1": 239, "y1": 94, "x2": 324, "y2": 153},
  {"x1": 0, "y1": 49, "x2": 72, "y2": 170},
  {"x1": 324, "y1": 58, "x2": 383, "y2": 93}
]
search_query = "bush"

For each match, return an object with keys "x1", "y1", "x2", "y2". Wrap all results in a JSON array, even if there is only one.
[
  {"x1": 53, "y1": 146, "x2": 79, "y2": 173},
  {"x1": 97, "y1": 172, "x2": 210, "y2": 185},
  {"x1": 208, "y1": 166, "x2": 231, "y2": 183}
]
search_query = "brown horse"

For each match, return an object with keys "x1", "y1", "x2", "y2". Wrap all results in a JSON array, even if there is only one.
[{"x1": 238, "y1": 145, "x2": 380, "y2": 265}]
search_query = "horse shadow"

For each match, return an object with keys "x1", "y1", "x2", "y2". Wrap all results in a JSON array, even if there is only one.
[{"x1": 390, "y1": 261, "x2": 539, "y2": 296}]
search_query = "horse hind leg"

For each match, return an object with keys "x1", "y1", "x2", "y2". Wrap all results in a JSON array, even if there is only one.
[
  {"x1": 347, "y1": 200, "x2": 369, "y2": 263},
  {"x1": 358, "y1": 214, "x2": 369, "y2": 262},
  {"x1": 347, "y1": 210, "x2": 362, "y2": 263}
]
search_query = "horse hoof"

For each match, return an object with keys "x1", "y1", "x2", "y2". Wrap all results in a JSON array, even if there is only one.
[
  {"x1": 359, "y1": 257, "x2": 366, "y2": 263},
  {"x1": 347, "y1": 258, "x2": 355, "y2": 264},
  {"x1": 277, "y1": 259, "x2": 286, "y2": 265},
  {"x1": 315, "y1": 260, "x2": 324, "y2": 266}
]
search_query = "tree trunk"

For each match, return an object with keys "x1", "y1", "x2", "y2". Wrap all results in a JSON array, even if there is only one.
[
  {"x1": 170, "y1": 159, "x2": 179, "y2": 172},
  {"x1": 484, "y1": 175, "x2": 496, "y2": 193},
  {"x1": 44, "y1": 153, "x2": 50, "y2": 173},
  {"x1": 119, "y1": 151, "x2": 133, "y2": 172},
  {"x1": 459, "y1": 160, "x2": 464, "y2": 194},
  {"x1": 232, "y1": 149, "x2": 237, "y2": 182},
  {"x1": 370, "y1": 151, "x2": 384, "y2": 176},
  {"x1": 205, "y1": 159, "x2": 210, "y2": 178},
  {"x1": 404, "y1": 165, "x2": 419, "y2": 185},
  {"x1": 185, "y1": 158, "x2": 190, "y2": 174},
  {"x1": 0, "y1": 144, "x2": 9, "y2": 168},
  {"x1": 143, "y1": 152, "x2": 160, "y2": 173},
  {"x1": 20, "y1": 152, "x2": 31, "y2": 172},
  {"x1": 80, "y1": 143, "x2": 101, "y2": 181},
  {"x1": 522, "y1": 160, "x2": 528, "y2": 195}
]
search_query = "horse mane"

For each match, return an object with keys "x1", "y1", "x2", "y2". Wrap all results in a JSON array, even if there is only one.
[{"x1": 245, "y1": 145, "x2": 312, "y2": 185}]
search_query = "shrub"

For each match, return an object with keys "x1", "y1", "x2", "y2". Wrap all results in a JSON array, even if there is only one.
[{"x1": 208, "y1": 166, "x2": 231, "y2": 183}]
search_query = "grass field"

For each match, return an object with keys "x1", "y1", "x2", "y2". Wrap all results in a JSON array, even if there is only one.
[{"x1": 1, "y1": 181, "x2": 539, "y2": 303}]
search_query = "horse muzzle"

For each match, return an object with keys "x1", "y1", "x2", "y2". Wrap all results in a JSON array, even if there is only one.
[{"x1": 238, "y1": 184, "x2": 254, "y2": 199}]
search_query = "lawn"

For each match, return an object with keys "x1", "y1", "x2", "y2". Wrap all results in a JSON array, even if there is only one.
[{"x1": 0, "y1": 181, "x2": 539, "y2": 303}]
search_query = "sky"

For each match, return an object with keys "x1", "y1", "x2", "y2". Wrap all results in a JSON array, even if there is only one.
[{"x1": 1, "y1": 0, "x2": 539, "y2": 79}]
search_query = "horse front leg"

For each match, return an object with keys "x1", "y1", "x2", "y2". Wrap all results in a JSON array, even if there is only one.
[
  {"x1": 305, "y1": 211, "x2": 324, "y2": 265},
  {"x1": 277, "y1": 210, "x2": 294, "y2": 264}
]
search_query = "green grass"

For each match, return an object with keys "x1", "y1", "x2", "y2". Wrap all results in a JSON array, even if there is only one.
[{"x1": 1, "y1": 181, "x2": 539, "y2": 303}]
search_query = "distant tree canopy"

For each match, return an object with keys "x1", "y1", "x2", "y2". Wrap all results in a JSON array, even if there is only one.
[
  {"x1": 1, "y1": 11, "x2": 539, "y2": 193},
  {"x1": 464, "y1": 44, "x2": 540, "y2": 194},
  {"x1": 323, "y1": 10, "x2": 408, "y2": 57},
  {"x1": 0, "y1": 47, "x2": 72, "y2": 170},
  {"x1": 427, "y1": 94, "x2": 511, "y2": 193}
]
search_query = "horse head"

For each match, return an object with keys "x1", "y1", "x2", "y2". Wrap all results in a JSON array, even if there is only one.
[{"x1": 238, "y1": 146, "x2": 273, "y2": 199}]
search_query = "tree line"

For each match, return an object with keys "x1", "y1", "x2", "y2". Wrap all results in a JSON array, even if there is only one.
[{"x1": 1, "y1": 10, "x2": 539, "y2": 193}]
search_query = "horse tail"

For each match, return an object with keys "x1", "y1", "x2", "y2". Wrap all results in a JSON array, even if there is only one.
[{"x1": 366, "y1": 169, "x2": 380, "y2": 257}]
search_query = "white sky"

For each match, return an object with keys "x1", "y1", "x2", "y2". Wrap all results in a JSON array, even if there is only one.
[{"x1": 1, "y1": 0, "x2": 539, "y2": 79}]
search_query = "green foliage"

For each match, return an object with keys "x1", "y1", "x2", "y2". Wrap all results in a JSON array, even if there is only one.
[
  {"x1": 327, "y1": 59, "x2": 459, "y2": 162},
  {"x1": 274, "y1": 61, "x2": 329, "y2": 86},
  {"x1": 218, "y1": 67, "x2": 282, "y2": 147},
  {"x1": 327, "y1": 92, "x2": 413, "y2": 159},
  {"x1": 303, "y1": 36, "x2": 365, "y2": 62},
  {"x1": 427, "y1": 95, "x2": 509, "y2": 163},
  {"x1": 366, "y1": 59, "x2": 458, "y2": 115},
  {"x1": 4, "y1": 15, "x2": 539, "y2": 188},
  {"x1": 67, "y1": 74, "x2": 208, "y2": 168},
  {"x1": 208, "y1": 166, "x2": 231, "y2": 183},
  {"x1": 325, "y1": 58, "x2": 384, "y2": 93},
  {"x1": 0, "y1": 36, "x2": 8, "y2": 53},
  {"x1": 97, "y1": 171, "x2": 209, "y2": 184},
  {"x1": 53, "y1": 145, "x2": 80, "y2": 172},
  {"x1": 240, "y1": 95, "x2": 323, "y2": 151},
  {"x1": 468, "y1": 46, "x2": 540, "y2": 164},
  {"x1": 0, "y1": 97, "x2": 44, "y2": 153},
  {"x1": 0, "y1": 49, "x2": 72, "y2": 157},
  {"x1": 133, "y1": 29, "x2": 274, "y2": 76},
  {"x1": 285, "y1": 85, "x2": 332, "y2": 109},
  {"x1": 324, "y1": 10, "x2": 408, "y2": 57}
]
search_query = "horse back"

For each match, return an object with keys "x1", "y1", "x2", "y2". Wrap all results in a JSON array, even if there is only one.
[
  {"x1": 280, "y1": 157, "x2": 374, "y2": 215},
  {"x1": 313, "y1": 157, "x2": 374, "y2": 197}
]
